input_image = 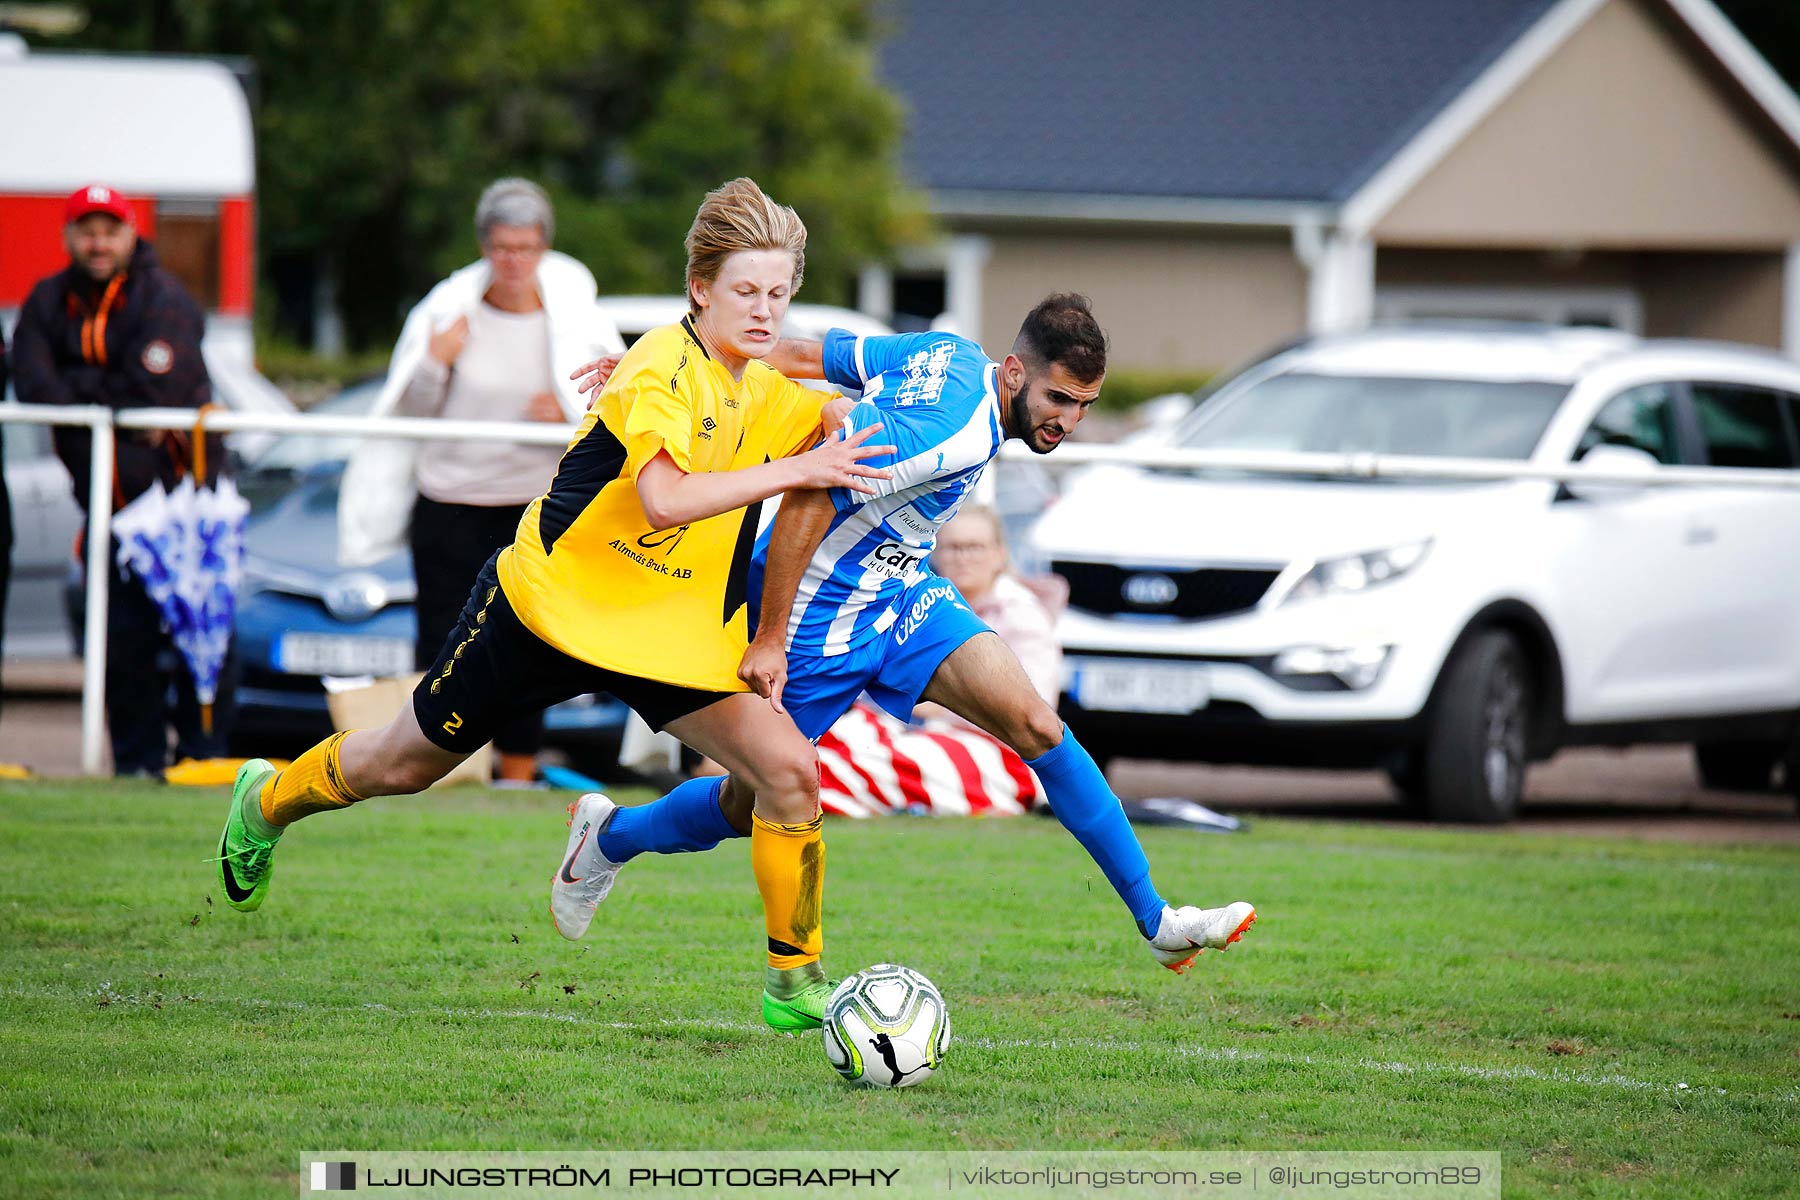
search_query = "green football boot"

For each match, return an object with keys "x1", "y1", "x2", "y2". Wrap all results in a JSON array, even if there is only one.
[
  {"x1": 215, "y1": 758, "x2": 280, "y2": 911},
  {"x1": 762, "y1": 962, "x2": 834, "y2": 1033}
]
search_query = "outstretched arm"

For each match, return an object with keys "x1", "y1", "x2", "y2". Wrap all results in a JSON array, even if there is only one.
[
  {"x1": 576, "y1": 338, "x2": 826, "y2": 395},
  {"x1": 761, "y1": 338, "x2": 825, "y2": 380},
  {"x1": 634, "y1": 422, "x2": 889, "y2": 530},
  {"x1": 738, "y1": 487, "x2": 836, "y2": 713}
]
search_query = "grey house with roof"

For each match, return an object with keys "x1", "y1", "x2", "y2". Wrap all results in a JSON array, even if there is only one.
[{"x1": 863, "y1": 0, "x2": 1800, "y2": 372}]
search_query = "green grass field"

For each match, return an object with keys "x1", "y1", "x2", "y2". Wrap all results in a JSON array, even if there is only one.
[{"x1": 1, "y1": 781, "x2": 1796, "y2": 1199}]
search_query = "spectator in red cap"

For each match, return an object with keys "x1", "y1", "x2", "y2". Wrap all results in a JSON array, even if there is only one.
[
  {"x1": 0, "y1": 318, "x2": 23, "y2": 779},
  {"x1": 10, "y1": 184, "x2": 238, "y2": 779}
]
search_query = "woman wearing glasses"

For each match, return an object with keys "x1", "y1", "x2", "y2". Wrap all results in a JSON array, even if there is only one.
[{"x1": 342, "y1": 178, "x2": 625, "y2": 784}]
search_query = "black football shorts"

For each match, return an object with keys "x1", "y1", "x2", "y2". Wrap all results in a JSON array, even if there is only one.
[{"x1": 412, "y1": 553, "x2": 736, "y2": 752}]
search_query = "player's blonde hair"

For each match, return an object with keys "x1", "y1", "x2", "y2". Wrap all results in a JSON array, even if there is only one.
[{"x1": 684, "y1": 177, "x2": 807, "y2": 315}]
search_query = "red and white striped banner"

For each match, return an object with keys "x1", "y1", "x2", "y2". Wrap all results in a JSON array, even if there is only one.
[{"x1": 817, "y1": 703, "x2": 1040, "y2": 818}]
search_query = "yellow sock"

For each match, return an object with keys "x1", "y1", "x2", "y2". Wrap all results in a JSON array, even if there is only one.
[
  {"x1": 260, "y1": 731, "x2": 365, "y2": 827},
  {"x1": 751, "y1": 812, "x2": 824, "y2": 969}
]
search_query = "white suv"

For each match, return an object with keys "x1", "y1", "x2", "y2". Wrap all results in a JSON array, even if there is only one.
[{"x1": 1030, "y1": 326, "x2": 1800, "y2": 821}]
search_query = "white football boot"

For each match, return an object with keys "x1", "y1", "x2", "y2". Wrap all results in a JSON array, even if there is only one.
[
  {"x1": 1147, "y1": 901, "x2": 1257, "y2": 974},
  {"x1": 550, "y1": 793, "x2": 624, "y2": 940}
]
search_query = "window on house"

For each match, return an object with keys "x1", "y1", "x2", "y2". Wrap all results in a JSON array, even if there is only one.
[
  {"x1": 891, "y1": 272, "x2": 946, "y2": 333},
  {"x1": 1374, "y1": 287, "x2": 1642, "y2": 334}
]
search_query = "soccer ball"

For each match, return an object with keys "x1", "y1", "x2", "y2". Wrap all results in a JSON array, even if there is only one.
[{"x1": 821, "y1": 964, "x2": 950, "y2": 1088}]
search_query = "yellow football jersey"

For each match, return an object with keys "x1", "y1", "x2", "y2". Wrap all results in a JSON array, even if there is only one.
[{"x1": 498, "y1": 318, "x2": 829, "y2": 691}]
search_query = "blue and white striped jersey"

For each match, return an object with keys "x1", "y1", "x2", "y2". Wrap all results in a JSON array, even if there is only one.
[{"x1": 750, "y1": 328, "x2": 1005, "y2": 657}]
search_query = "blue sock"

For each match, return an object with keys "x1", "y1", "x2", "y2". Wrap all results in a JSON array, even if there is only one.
[
  {"x1": 1026, "y1": 726, "x2": 1167, "y2": 938},
  {"x1": 597, "y1": 775, "x2": 743, "y2": 864}
]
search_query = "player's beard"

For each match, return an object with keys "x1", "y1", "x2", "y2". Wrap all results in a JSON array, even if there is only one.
[{"x1": 1008, "y1": 379, "x2": 1056, "y2": 456}]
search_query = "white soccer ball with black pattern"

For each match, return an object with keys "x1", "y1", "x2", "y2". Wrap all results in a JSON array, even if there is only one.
[{"x1": 821, "y1": 964, "x2": 950, "y2": 1088}]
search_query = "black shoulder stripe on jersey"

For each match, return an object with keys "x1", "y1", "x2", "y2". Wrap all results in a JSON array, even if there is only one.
[
  {"x1": 721, "y1": 497, "x2": 763, "y2": 627},
  {"x1": 537, "y1": 418, "x2": 628, "y2": 554},
  {"x1": 681, "y1": 315, "x2": 710, "y2": 359}
]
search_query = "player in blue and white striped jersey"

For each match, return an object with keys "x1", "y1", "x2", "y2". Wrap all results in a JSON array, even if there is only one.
[
  {"x1": 754, "y1": 326, "x2": 1002, "y2": 662},
  {"x1": 557, "y1": 295, "x2": 1256, "y2": 1029}
]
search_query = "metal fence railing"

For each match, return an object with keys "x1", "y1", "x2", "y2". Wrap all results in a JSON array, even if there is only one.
[
  {"x1": 3, "y1": 403, "x2": 570, "y2": 774},
  {"x1": 4, "y1": 401, "x2": 1797, "y2": 774},
  {"x1": 997, "y1": 438, "x2": 1800, "y2": 488}
]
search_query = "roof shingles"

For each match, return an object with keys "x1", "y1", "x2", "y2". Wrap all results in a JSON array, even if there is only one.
[{"x1": 877, "y1": 0, "x2": 1563, "y2": 203}]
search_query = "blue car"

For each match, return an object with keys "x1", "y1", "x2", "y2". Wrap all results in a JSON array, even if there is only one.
[{"x1": 230, "y1": 382, "x2": 628, "y2": 767}]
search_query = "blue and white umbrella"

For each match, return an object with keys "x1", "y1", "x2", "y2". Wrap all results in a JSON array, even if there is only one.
[{"x1": 111, "y1": 473, "x2": 250, "y2": 732}]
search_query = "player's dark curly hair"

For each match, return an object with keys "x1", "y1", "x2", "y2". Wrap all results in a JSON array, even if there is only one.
[{"x1": 1012, "y1": 293, "x2": 1107, "y2": 384}]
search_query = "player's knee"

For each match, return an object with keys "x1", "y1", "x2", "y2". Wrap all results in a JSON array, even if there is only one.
[
  {"x1": 1009, "y1": 701, "x2": 1065, "y2": 761},
  {"x1": 747, "y1": 745, "x2": 820, "y2": 823}
]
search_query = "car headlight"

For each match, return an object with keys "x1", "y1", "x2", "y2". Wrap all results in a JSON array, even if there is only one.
[{"x1": 1278, "y1": 539, "x2": 1430, "y2": 605}]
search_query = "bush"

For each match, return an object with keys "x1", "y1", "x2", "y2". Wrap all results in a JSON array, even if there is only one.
[
  {"x1": 254, "y1": 341, "x2": 391, "y2": 388},
  {"x1": 1095, "y1": 369, "x2": 1214, "y2": 412}
]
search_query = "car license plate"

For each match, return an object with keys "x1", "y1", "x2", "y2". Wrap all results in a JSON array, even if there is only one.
[
  {"x1": 1073, "y1": 659, "x2": 1211, "y2": 714},
  {"x1": 277, "y1": 633, "x2": 413, "y2": 678}
]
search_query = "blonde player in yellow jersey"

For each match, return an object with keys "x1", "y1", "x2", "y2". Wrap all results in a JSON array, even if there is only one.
[{"x1": 215, "y1": 178, "x2": 892, "y2": 1029}]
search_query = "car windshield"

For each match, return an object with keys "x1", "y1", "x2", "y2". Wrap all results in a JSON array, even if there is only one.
[
  {"x1": 242, "y1": 381, "x2": 382, "y2": 474},
  {"x1": 1177, "y1": 373, "x2": 1569, "y2": 460}
]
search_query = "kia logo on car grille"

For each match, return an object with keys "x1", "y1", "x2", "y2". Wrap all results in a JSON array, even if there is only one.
[{"x1": 1121, "y1": 572, "x2": 1179, "y2": 607}]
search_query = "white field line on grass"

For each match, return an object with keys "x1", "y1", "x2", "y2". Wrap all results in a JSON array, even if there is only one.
[
  {"x1": 1243, "y1": 839, "x2": 1798, "y2": 879},
  {"x1": 51, "y1": 984, "x2": 1790, "y2": 1103}
]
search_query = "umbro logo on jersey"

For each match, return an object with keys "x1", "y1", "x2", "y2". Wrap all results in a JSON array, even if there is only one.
[{"x1": 702, "y1": 417, "x2": 716, "y2": 431}]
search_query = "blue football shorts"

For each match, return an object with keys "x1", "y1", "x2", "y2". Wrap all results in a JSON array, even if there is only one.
[{"x1": 778, "y1": 572, "x2": 992, "y2": 741}]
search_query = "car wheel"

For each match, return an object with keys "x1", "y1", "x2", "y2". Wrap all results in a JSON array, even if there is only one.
[
  {"x1": 1422, "y1": 630, "x2": 1530, "y2": 824},
  {"x1": 1693, "y1": 741, "x2": 1782, "y2": 792}
]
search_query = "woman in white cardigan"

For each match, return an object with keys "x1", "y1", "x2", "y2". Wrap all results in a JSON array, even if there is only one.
[{"x1": 340, "y1": 178, "x2": 624, "y2": 783}]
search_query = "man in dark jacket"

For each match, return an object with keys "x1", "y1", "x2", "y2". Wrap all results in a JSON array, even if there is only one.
[
  {"x1": 0, "y1": 320, "x2": 17, "y2": 778},
  {"x1": 10, "y1": 184, "x2": 237, "y2": 777}
]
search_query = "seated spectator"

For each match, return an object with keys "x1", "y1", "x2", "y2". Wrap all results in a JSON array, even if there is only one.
[
  {"x1": 816, "y1": 505, "x2": 1066, "y2": 817},
  {"x1": 923, "y1": 504, "x2": 1064, "y2": 715}
]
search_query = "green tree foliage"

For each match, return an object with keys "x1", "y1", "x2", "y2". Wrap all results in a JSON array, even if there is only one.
[{"x1": 55, "y1": 0, "x2": 925, "y2": 347}]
